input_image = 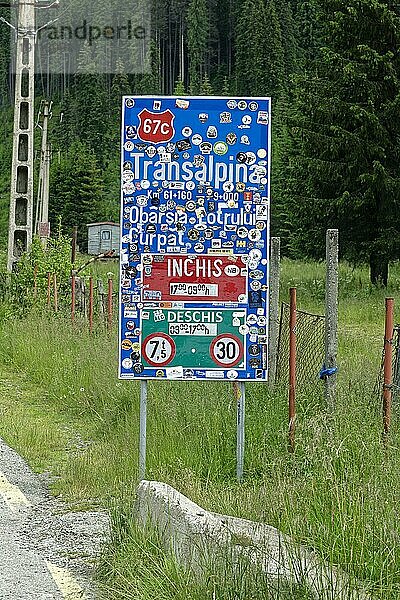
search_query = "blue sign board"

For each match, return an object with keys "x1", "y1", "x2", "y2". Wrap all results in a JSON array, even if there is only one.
[{"x1": 119, "y1": 96, "x2": 271, "y2": 381}]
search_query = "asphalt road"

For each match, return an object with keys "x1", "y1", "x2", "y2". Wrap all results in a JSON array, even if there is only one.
[{"x1": 0, "y1": 439, "x2": 109, "y2": 599}]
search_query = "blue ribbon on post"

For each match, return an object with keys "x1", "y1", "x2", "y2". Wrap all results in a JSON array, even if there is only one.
[{"x1": 319, "y1": 365, "x2": 338, "y2": 380}]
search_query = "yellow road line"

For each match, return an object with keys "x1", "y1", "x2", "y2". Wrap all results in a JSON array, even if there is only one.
[
  {"x1": 0, "y1": 471, "x2": 31, "y2": 511},
  {"x1": 46, "y1": 560, "x2": 87, "y2": 600}
]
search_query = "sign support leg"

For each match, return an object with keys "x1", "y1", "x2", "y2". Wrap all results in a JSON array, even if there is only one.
[
  {"x1": 235, "y1": 381, "x2": 246, "y2": 482},
  {"x1": 139, "y1": 380, "x2": 148, "y2": 481}
]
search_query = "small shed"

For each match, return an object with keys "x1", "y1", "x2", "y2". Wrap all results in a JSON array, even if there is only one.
[{"x1": 87, "y1": 222, "x2": 120, "y2": 255}]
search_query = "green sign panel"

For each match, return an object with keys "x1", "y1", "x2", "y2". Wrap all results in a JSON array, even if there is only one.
[{"x1": 141, "y1": 308, "x2": 246, "y2": 371}]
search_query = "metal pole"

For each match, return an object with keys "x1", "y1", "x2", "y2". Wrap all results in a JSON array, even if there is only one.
[
  {"x1": 71, "y1": 274, "x2": 76, "y2": 324},
  {"x1": 89, "y1": 276, "x2": 93, "y2": 333},
  {"x1": 234, "y1": 381, "x2": 246, "y2": 482},
  {"x1": 268, "y1": 237, "x2": 280, "y2": 385},
  {"x1": 139, "y1": 380, "x2": 148, "y2": 481},
  {"x1": 36, "y1": 101, "x2": 50, "y2": 244},
  {"x1": 325, "y1": 229, "x2": 339, "y2": 408},
  {"x1": 53, "y1": 273, "x2": 58, "y2": 312},
  {"x1": 383, "y1": 298, "x2": 394, "y2": 438},
  {"x1": 71, "y1": 226, "x2": 78, "y2": 266},
  {"x1": 47, "y1": 272, "x2": 51, "y2": 308},
  {"x1": 107, "y1": 277, "x2": 113, "y2": 331},
  {"x1": 289, "y1": 287, "x2": 296, "y2": 453}
]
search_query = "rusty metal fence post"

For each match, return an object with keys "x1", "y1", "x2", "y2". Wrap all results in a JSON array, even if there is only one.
[
  {"x1": 289, "y1": 287, "x2": 297, "y2": 453},
  {"x1": 383, "y1": 298, "x2": 394, "y2": 439},
  {"x1": 71, "y1": 274, "x2": 76, "y2": 324}
]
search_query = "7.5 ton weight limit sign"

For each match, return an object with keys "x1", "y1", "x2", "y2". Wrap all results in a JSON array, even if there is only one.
[{"x1": 119, "y1": 96, "x2": 271, "y2": 381}]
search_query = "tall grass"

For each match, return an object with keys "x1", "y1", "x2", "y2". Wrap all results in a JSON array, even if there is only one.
[{"x1": 0, "y1": 260, "x2": 399, "y2": 597}]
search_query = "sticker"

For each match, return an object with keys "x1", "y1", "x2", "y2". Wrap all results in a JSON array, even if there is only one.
[
  {"x1": 126, "y1": 125, "x2": 138, "y2": 139},
  {"x1": 257, "y1": 148, "x2": 267, "y2": 158},
  {"x1": 192, "y1": 134, "x2": 203, "y2": 145},
  {"x1": 227, "y1": 99, "x2": 237, "y2": 109},
  {"x1": 240, "y1": 135, "x2": 250, "y2": 145},
  {"x1": 214, "y1": 142, "x2": 228, "y2": 156},
  {"x1": 242, "y1": 115, "x2": 252, "y2": 125},
  {"x1": 249, "y1": 101, "x2": 259, "y2": 111},
  {"x1": 122, "y1": 358, "x2": 133, "y2": 369},
  {"x1": 238, "y1": 100, "x2": 247, "y2": 110},
  {"x1": 182, "y1": 126, "x2": 192, "y2": 137},
  {"x1": 207, "y1": 126, "x2": 218, "y2": 138},
  {"x1": 124, "y1": 141, "x2": 134, "y2": 151},
  {"x1": 227, "y1": 369, "x2": 238, "y2": 379},
  {"x1": 226, "y1": 132, "x2": 237, "y2": 145},
  {"x1": 249, "y1": 269, "x2": 264, "y2": 280},
  {"x1": 166, "y1": 366, "x2": 184, "y2": 379},
  {"x1": 223, "y1": 181, "x2": 235, "y2": 193},
  {"x1": 176, "y1": 98, "x2": 190, "y2": 109},
  {"x1": 220, "y1": 112, "x2": 232, "y2": 124},
  {"x1": 257, "y1": 111, "x2": 269, "y2": 125},
  {"x1": 246, "y1": 152, "x2": 257, "y2": 165},
  {"x1": 200, "y1": 141, "x2": 212, "y2": 154},
  {"x1": 199, "y1": 113, "x2": 208, "y2": 123},
  {"x1": 248, "y1": 229, "x2": 262, "y2": 242},
  {"x1": 125, "y1": 98, "x2": 135, "y2": 108},
  {"x1": 176, "y1": 139, "x2": 192, "y2": 152}
]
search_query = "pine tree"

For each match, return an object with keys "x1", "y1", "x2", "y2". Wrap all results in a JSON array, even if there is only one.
[
  {"x1": 235, "y1": 0, "x2": 285, "y2": 99},
  {"x1": 49, "y1": 141, "x2": 104, "y2": 251},
  {"x1": 285, "y1": 0, "x2": 400, "y2": 284},
  {"x1": 200, "y1": 73, "x2": 213, "y2": 95},
  {"x1": 187, "y1": 0, "x2": 209, "y2": 94}
]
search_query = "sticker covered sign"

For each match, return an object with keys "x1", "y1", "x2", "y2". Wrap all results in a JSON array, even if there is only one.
[{"x1": 119, "y1": 96, "x2": 271, "y2": 381}]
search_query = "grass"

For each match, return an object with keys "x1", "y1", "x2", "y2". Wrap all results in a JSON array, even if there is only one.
[{"x1": 0, "y1": 259, "x2": 399, "y2": 597}]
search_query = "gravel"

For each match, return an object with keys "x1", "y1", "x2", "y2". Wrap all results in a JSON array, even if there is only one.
[{"x1": 0, "y1": 438, "x2": 110, "y2": 599}]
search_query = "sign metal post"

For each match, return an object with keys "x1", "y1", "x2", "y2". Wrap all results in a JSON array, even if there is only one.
[
  {"x1": 235, "y1": 381, "x2": 246, "y2": 481},
  {"x1": 139, "y1": 379, "x2": 148, "y2": 480}
]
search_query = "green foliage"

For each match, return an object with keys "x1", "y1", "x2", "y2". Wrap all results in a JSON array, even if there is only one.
[
  {"x1": 187, "y1": 0, "x2": 209, "y2": 94},
  {"x1": 235, "y1": 0, "x2": 285, "y2": 99},
  {"x1": 49, "y1": 141, "x2": 104, "y2": 251},
  {"x1": 281, "y1": 0, "x2": 400, "y2": 283},
  {"x1": 11, "y1": 232, "x2": 72, "y2": 306}
]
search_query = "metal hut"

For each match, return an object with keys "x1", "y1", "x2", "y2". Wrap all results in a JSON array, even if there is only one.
[{"x1": 87, "y1": 222, "x2": 120, "y2": 255}]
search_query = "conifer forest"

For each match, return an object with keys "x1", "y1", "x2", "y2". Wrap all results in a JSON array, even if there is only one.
[{"x1": 0, "y1": 0, "x2": 399, "y2": 284}]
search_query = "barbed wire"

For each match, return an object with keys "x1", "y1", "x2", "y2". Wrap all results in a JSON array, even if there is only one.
[{"x1": 276, "y1": 302, "x2": 325, "y2": 389}]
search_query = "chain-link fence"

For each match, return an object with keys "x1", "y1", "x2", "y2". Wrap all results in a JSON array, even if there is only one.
[
  {"x1": 376, "y1": 325, "x2": 400, "y2": 400},
  {"x1": 276, "y1": 302, "x2": 325, "y2": 388}
]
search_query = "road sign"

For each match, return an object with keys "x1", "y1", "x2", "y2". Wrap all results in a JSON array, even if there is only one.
[{"x1": 119, "y1": 96, "x2": 271, "y2": 381}]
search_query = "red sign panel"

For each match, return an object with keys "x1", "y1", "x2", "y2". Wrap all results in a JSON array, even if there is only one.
[
  {"x1": 137, "y1": 109, "x2": 175, "y2": 143},
  {"x1": 142, "y1": 255, "x2": 247, "y2": 303}
]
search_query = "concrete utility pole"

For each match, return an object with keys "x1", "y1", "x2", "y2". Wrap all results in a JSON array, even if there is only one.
[
  {"x1": 35, "y1": 100, "x2": 51, "y2": 244},
  {"x1": 7, "y1": 0, "x2": 36, "y2": 271}
]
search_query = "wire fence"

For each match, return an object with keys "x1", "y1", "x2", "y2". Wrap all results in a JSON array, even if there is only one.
[
  {"x1": 375, "y1": 325, "x2": 400, "y2": 401},
  {"x1": 276, "y1": 302, "x2": 325, "y2": 389}
]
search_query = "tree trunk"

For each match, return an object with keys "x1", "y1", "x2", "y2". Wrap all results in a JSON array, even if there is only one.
[{"x1": 370, "y1": 253, "x2": 389, "y2": 287}]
